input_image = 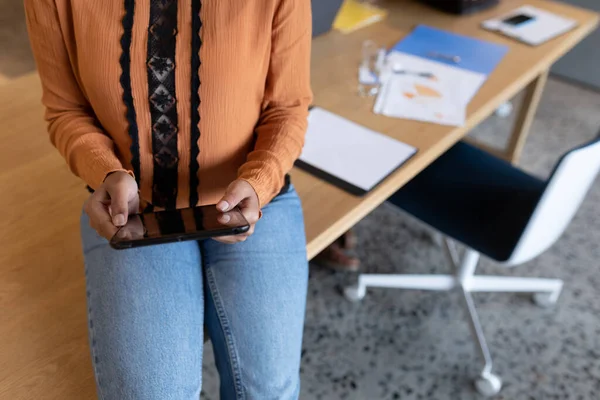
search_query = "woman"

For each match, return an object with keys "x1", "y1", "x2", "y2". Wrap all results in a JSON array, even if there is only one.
[{"x1": 25, "y1": 1, "x2": 312, "y2": 399}]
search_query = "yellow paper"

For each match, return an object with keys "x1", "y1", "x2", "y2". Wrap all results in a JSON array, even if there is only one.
[{"x1": 333, "y1": 0, "x2": 388, "y2": 34}]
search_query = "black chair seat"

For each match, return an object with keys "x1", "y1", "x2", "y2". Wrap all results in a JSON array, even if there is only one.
[{"x1": 388, "y1": 141, "x2": 547, "y2": 261}]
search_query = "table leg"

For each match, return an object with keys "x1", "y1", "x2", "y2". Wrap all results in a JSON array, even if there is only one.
[{"x1": 505, "y1": 69, "x2": 549, "y2": 164}]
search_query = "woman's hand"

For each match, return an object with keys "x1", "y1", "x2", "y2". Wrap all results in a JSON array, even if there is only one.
[
  {"x1": 84, "y1": 171, "x2": 139, "y2": 240},
  {"x1": 214, "y1": 179, "x2": 260, "y2": 244}
]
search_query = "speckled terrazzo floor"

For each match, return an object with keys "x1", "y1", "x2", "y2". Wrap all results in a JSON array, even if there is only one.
[{"x1": 200, "y1": 78, "x2": 600, "y2": 399}]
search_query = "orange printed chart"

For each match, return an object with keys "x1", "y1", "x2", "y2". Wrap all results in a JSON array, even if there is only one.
[{"x1": 403, "y1": 82, "x2": 443, "y2": 100}]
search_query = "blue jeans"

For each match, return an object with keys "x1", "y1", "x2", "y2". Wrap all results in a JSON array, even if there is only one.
[{"x1": 81, "y1": 187, "x2": 308, "y2": 400}]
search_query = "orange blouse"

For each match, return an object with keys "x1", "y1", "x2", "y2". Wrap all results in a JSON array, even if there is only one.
[{"x1": 24, "y1": 0, "x2": 312, "y2": 209}]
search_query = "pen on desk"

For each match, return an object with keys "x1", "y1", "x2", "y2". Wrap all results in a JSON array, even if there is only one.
[
  {"x1": 427, "y1": 51, "x2": 461, "y2": 64},
  {"x1": 393, "y1": 70, "x2": 435, "y2": 79},
  {"x1": 390, "y1": 63, "x2": 435, "y2": 79}
]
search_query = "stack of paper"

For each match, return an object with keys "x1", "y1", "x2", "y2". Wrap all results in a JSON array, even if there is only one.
[
  {"x1": 373, "y1": 26, "x2": 508, "y2": 127},
  {"x1": 333, "y1": 0, "x2": 388, "y2": 34}
]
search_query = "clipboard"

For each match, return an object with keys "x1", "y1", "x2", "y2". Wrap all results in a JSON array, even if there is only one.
[{"x1": 296, "y1": 107, "x2": 418, "y2": 196}]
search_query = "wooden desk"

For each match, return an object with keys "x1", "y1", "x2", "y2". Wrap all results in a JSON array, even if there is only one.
[
  {"x1": 0, "y1": 0, "x2": 597, "y2": 398},
  {"x1": 299, "y1": 0, "x2": 598, "y2": 259}
]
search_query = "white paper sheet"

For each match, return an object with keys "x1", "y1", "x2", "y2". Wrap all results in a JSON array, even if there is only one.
[
  {"x1": 373, "y1": 52, "x2": 486, "y2": 127},
  {"x1": 387, "y1": 52, "x2": 487, "y2": 104},
  {"x1": 299, "y1": 108, "x2": 417, "y2": 192},
  {"x1": 374, "y1": 73, "x2": 466, "y2": 126}
]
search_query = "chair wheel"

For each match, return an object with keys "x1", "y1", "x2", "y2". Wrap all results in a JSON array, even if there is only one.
[
  {"x1": 474, "y1": 372, "x2": 502, "y2": 396},
  {"x1": 533, "y1": 292, "x2": 559, "y2": 308},
  {"x1": 343, "y1": 285, "x2": 365, "y2": 302}
]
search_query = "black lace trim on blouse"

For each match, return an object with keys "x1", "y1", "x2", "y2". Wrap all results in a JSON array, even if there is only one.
[
  {"x1": 189, "y1": 0, "x2": 202, "y2": 207},
  {"x1": 147, "y1": 0, "x2": 179, "y2": 209},
  {"x1": 120, "y1": 0, "x2": 140, "y2": 186}
]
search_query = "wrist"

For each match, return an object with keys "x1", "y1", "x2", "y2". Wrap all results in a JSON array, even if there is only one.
[{"x1": 103, "y1": 169, "x2": 135, "y2": 183}]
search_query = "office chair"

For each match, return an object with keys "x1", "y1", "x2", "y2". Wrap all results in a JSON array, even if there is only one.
[{"x1": 344, "y1": 134, "x2": 600, "y2": 396}]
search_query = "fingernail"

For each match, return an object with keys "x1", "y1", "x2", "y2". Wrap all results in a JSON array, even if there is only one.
[
  {"x1": 217, "y1": 201, "x2": 229, "y2": 212},
  {"x1": 117, "y1": 229, "x2": 127, "y2": 238},
  {"x1": 113, "y1": 214, "x2": 126, "y2": 226}
]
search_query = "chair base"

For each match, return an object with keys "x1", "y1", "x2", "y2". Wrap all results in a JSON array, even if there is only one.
[
  {"x1": 344, "y1": 275, "x2": 563, "y2": 299},
  {"x1": 343, "y1": 240, "x2": 563, "y2": 396}
]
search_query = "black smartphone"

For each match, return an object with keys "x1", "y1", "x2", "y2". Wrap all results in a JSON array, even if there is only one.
[
  {"x1": 502, "y1": 14, "x2": 535, "y2": 26},
  {"x1": 110, "y1": 205, "x2": 250, "y2": 250}
]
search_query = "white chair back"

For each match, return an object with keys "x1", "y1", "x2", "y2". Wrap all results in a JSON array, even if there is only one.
[{"x1": 506, "y1": 136, "x2": 600, "y2": 266}]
